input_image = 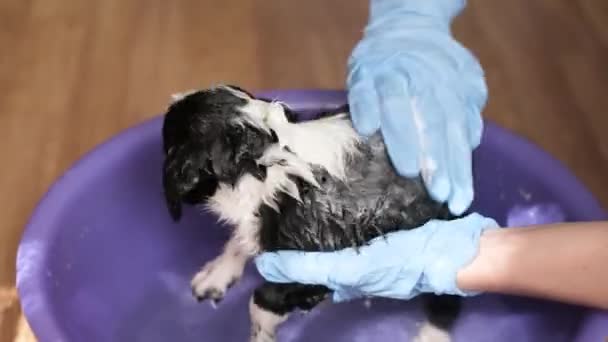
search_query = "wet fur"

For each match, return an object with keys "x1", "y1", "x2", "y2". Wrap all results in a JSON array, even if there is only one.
[{"x1": 162, "y1": 86, "x2": 461, "y2": 341}]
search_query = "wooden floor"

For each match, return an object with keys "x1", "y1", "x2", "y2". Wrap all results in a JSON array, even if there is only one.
[{"x1": 1, "y1": 0, "x2": 607, "y2": 340}]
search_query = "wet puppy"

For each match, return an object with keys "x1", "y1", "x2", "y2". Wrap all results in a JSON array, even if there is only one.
[{"x1": 162, "y1": 85, "x2": 461, "y2": 342}]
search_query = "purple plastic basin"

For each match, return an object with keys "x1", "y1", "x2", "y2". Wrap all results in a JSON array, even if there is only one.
[{"x1": 17, "y1": 90, "x2": 608, "y2": 342}]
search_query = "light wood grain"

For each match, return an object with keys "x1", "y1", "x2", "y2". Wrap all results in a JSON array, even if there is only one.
[{"x1": 1, "y1": 1, "x2": 607, "y2": 340}]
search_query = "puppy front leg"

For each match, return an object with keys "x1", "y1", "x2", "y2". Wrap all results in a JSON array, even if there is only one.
[{"x1": 191, "y1": 233, "x2": 251, "y2": 305}]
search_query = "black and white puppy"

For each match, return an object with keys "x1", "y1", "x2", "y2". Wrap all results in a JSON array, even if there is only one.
[{"x1": 162, "y1": 85, "x2": 461, "y2": 342}]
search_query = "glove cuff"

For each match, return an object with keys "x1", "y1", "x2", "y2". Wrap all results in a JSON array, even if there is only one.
[
  {"x1": 368, "y1": 0, "x2": 466, "y2": 32},
  {"x1": 420, "y1": 214, "x2": 499, "y2": 297}
]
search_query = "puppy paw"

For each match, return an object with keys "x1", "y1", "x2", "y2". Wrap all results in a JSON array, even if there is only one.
[
  {"x1": 190, "y1": 255, "x2": 244, "y2": 305},
  {"x1": 413, "y1": 321, "x2": 451, "y2": 342}
]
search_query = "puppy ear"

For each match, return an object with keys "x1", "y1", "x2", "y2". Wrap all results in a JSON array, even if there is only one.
[
  {"x1": 163, "y1": 160, "x2": 184, "y2": 221},
  {"x1": 205, "y1": 125, "x2": 272, "y2": 186},
  {"x1": 162, "y1": 145, "x2": 218, "y2": 221}
]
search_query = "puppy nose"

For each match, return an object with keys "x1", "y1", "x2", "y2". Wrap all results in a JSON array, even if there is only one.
[{"x1": 178, "y1": 173, "x2": 200, "y2": 192}]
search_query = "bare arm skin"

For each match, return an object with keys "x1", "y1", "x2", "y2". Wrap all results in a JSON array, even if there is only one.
[{"x1": 457, "y1": 221, "x2": 608, "y2": 310}]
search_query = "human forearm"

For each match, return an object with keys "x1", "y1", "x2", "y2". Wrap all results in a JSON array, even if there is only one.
[{"x1": 457, "y1": 222, "x2": 608, "y2": 309}]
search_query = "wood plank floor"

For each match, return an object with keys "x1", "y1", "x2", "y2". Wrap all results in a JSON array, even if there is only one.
[{"x1": 1, "y1": 0, "x2": 607, "y2": 340}]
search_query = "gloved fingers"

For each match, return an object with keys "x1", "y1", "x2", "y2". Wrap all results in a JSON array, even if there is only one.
[
  {"x1": 348, "y1": 67, "x2": 381, "y2": 136},
  {"x1": 330, "y1": 270, "x2": 410, "y2": 303},
  {"x1": 412, "y1": 88, "x2": 451, "y2": 202},
  {"x1": 421, "y1": 213, "x2": 499, "y2": 296},
  {"x1": 255, "y1": 246, "x2": 367, "y2": 287},
  {"x1": 466, "y1": 101, "x2": 484, "y2": 149},
  {"x1": 447, "y1": 135, "x2": 474, "y2": 215},
  {"x1": 332, "y1": 286, "x2": 365, "y2": 303},
  {"x1": 332, "y1": 262, "x2": 424, "y2": 302},
  {"x1": 254, "y1": 251, "x2": 337, "y2": 285},
  {"x1": 462, "y1": 75, "x2": 487, "y2": 148},
  {"x1": 376, "y1": 72, "x2": 421, "y2": 177},
  {"x1": 438, "y1": 89, "x2": 474, "y2": 215},
  {"x1": 475, "y1": 214, "x2": 501, "y2": 231}
]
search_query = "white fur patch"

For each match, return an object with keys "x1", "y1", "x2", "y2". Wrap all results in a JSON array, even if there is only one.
[
  {"x1": 258, "y1": 145, "x2": 321, "y2": 192},
  {"x1": 222, "y1": 85, "x2": 361, "y2": 181},
  {"x1": 236, "y1": 98, "x2": 274, "y2": 131},
  {"x1": 205, "y1": 146, "x2": 321, "y2": 254},
  {"x1": 205, "y1": 177, "x2": 262, "y2": 254},
  {"x1": 413, "y1": 321, "x2": 451, "y2": 342},
  {"x1": 170, "y1": 89, "x2": 197, "y2": 102},
  {"x1": 249, "y1": 297, "x2": 287, "y2": 342},
  {"x1": 268, "y1": 114, "x2": 361, "y2": 181}
]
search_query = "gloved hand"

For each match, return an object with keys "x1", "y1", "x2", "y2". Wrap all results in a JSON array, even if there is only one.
[
  {"x1": 255, "y1": 213, "x2": 499, "y2": 302},
  {"x1": 347, "y1": 0, "x2": 487, "y2": 215}
]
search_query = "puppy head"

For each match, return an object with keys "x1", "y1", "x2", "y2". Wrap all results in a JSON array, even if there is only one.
[{"x1": 162, "y1": 85, "x2": 282, "y2": 221}]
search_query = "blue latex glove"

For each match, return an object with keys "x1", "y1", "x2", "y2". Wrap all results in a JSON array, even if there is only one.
[
  {"x1": 347, "y1": 0, "x2": 487, "y2": 215},
  {"x1": 255, "y1": 213, "x2": 499, "y2": 302}
]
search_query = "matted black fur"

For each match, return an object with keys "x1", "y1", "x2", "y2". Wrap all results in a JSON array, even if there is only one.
[{"x1": 162, "y1": 86, "x2": 462, "y2": 337}]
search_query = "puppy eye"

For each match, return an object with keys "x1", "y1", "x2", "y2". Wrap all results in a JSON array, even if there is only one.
[
  {"x1": 203, "y1": 159, "x2": 213, "y2": 173},
  {"x1": 270, "y1": 129, "x2": 279, "y2": 143}
]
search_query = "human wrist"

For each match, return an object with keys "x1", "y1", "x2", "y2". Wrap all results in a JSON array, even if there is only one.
[
  {"x1": 414, "y1": 214, "x2": 499, "y2": 296},
  {"x1": 456, "y1": 228, "x2": 519, "y2": 293}
]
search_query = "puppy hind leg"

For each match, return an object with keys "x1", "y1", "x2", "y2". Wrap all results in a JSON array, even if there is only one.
[
  {"x1": 250, "y1": 283, "x2": 330, "y2": 342},
  {"x1": 249, "y1": 297, "x2": 287, "y2": 342},
  {"x1": 413, "y1": 295, "x2": 461, "y2": 342}
]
